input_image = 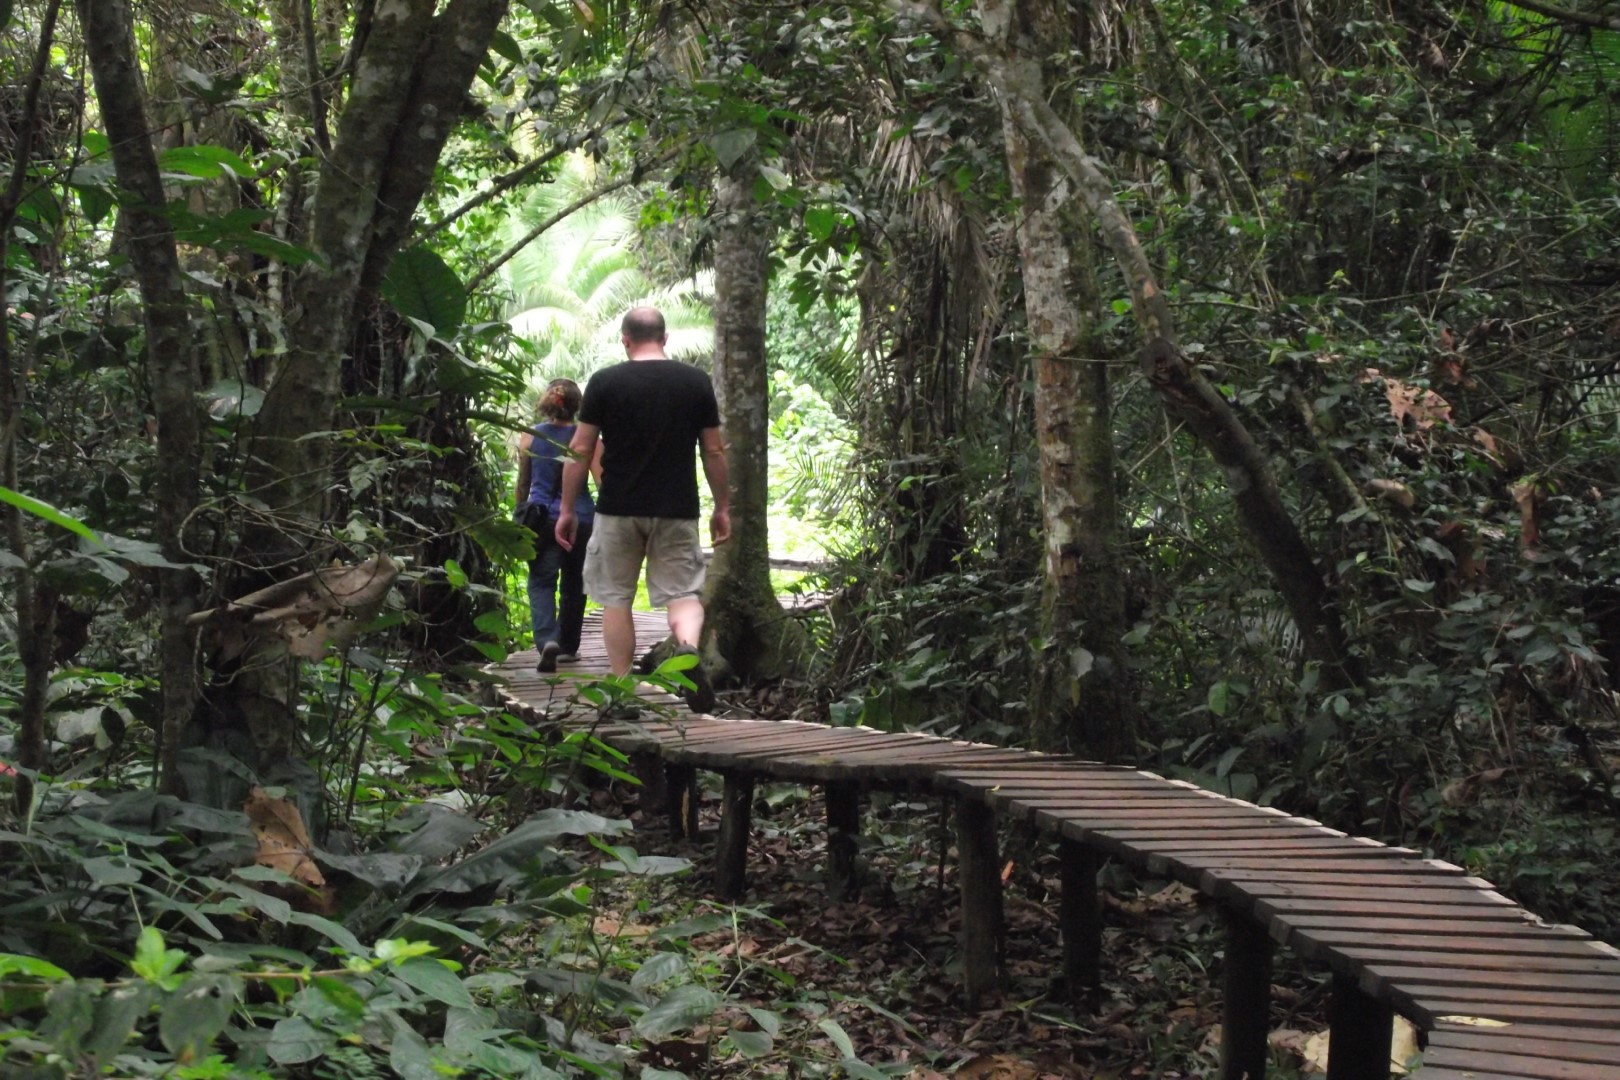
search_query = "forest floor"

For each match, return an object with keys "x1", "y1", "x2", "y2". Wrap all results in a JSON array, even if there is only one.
[{"x1": 548, "y1": 697, "x2": 1360, "y2": 1080}]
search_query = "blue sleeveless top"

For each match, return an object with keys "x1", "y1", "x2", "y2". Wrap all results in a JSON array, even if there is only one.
[{"x1": 526, "y1": 421, "x2": 594, "y2": 522}]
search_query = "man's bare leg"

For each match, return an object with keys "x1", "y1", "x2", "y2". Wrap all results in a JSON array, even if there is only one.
[
  {"x1": 667, "y1": 596, "x2": 704, "y2": 648},
  {"x1": 602, "y1": 605, "x2": 636, "y2": 676}
]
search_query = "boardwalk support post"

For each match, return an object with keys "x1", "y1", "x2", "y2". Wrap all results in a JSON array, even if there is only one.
[
  {"x1": 956, "y1": 797, "x2": 1004, "y2": 1009},
  {"x1": 1326, "y1": 972, "x2": 1393, "y2": 1080},
  {"x1": 1220, "y1": 913, "x2": 1273, "y2": 1080},
  {"x1": 665, "y1": 764, "x2": 699, "y2": 839},
  {"x1": 1058, "y1": 836, "x2": 1101, "y2": 1010},
  {"x1": 633, "y1": 752, "x2": 667, "y2": 813},
  {"x1": 715, "y1": 771, "x2": 753, "y2": 900},
  {"x1": 826, "y1": 780, "x2": 861, "y2": 899}
]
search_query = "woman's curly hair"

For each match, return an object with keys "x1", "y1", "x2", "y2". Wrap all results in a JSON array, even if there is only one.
[{"x1": 538, "y1": 378, "x2": 582, "y2": 422}]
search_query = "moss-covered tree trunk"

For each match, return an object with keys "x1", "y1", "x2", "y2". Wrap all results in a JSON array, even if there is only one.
[
  {"x1": 702, "y1": 173, "x2": 807, "y2": 682},
  {"x1": 980, "y1": 0, "x2": 1135, "y2": 760}
]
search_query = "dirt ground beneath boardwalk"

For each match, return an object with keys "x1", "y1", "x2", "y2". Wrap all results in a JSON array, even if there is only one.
[{"x1": 560, "y1": 771, "x2": 1338, "y2": 1080}]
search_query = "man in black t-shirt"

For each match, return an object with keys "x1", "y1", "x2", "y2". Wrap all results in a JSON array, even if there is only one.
[{"x1": 554, "y1": 307, "x2": 730, "y2": 711}]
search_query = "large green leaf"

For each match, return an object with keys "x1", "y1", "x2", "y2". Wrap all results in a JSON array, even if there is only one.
[
  {"x1": 390, "y1": 804, "x2": 485, "y2": 860},
  {"x1": 394, "y1": 957, "x2": 475, "y2": 1009},
  {"x1": 158, "y1": 976, "x2": 235, "y2": 1061},
  {"x1": 0, "y1": 486, "x2": 101, "y2": 545},
  {"x1": 409, "y1": 809, "x2": 627, "y2": 897},
  {"x1": 268, "y1": 1016, "x2": 333, "y2": 1065},
  {"x1": 383, "y1": 246, "x2": 468, "y2": 335},
  {"x1": 633, "y1": 984, "x2": 720, "y2": 1039}
]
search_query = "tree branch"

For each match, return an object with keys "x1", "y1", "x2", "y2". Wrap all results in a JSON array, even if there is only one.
[
  {"x1": 415, "y1": 126, "x2": 629, "y2": 244},
  {"x1": 357, "y1": 0, "x2": 513, "y2": 293},
  {"x1": 466, "y1": 153, "x2": 676, "y2": 293}
]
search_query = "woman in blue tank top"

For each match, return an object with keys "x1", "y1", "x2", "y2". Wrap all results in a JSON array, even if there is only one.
[{"x1": 514, "y1": 379, "x2": 596, "y2": 672}]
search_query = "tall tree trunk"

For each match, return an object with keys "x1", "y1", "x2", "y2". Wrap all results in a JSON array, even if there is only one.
[
  {"x1": 252, "y1": 0, "x2": 509, "y2": 546},
  {"x1": 703, "y1": 173, "x2": 807, "y2": 681},
  {"x1": 205, "y1": 0, "x2": 507, "y2": 783},
  {"x1": 77, "y1": 0, "x2": 202, "y2": 794},
  {"x1": 981, "y1": 0, "x2": 1135, "y2": 759},
  {"x1": 897, "y1": 0, "x2": 1358, "y2": 690},
  {"x1": 0, "y1": 0, "x2": 65, "y2": 810}
]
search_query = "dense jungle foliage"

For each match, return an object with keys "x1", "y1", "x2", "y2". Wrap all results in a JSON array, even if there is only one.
[{"x1": 2, "y1": 0, "x2": 1620, "y2": 1076}]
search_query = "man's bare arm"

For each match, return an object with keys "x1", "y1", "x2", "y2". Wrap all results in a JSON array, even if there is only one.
[
  {"x1": 699, "y1": 426, "x2": 731, "y2": 543},
  {"x1": 555, "y1": 422, "x2": 601, "y2": 551}
]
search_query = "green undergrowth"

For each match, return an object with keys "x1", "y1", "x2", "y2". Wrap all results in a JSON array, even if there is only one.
[{"x1": 0, "y1": 652, "x2": 871, "y2": 1079}]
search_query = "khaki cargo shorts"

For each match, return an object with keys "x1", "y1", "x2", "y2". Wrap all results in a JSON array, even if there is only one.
[{"x1": 583, "y1": 514, "x2": 706, "y2": 608}]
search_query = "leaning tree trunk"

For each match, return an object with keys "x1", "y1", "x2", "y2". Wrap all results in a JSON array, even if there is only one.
[
  {"x1": 981, "y1": 0, "x2": 1135, "y2": 760},
  {"x1": 896, "y1": 0, "x2": 1359, "y2": 691},
  {"x1": 702, "y1": 172, "x2": 808, "y2": 682},
  {"x1": 77, "y1": 0, "x2": 202, "y2": 794},
  {"x1": 216, "y1": 0, "x2": 507, "y2": 774}
]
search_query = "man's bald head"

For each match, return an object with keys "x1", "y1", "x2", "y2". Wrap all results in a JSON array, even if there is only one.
[{"x1": 621, "y1": 307, "x2": 667, "y2": 344}]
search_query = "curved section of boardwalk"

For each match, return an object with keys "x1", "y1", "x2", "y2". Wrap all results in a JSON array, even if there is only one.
[{"x1": 496, "y1": 613, "x2": 1620, "y2": 1080}]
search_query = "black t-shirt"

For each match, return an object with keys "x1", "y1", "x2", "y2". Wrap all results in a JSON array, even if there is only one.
[{"x1": 579, "y1": 359, "x2": 721, "y2": 518}]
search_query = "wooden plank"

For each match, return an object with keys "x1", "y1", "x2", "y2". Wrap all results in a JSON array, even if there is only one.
[
  {"x1": 1393, "y1": 997, "x2": 1620, "y2": 1029},
  {"x1": 1400, "y1": 981, "x2": 1620, "y2": 1008},
  {"x1": 1343, "y1": 948, "x2": 1620, "y2": 977},
  {"x1": 1294, "y1": 929, "x2": 1606, "y2": 958},
  {"x1": 1017, "y1": 805, "x2": 1296, "y2": 827},
  {"x1": 1203, "y1": 873, "x2": 1491, "y2": 906},
  {"x1": 1420, "y1": 1046, "x2": 1618, "y2": 1079},
  {"x1": 973, "y1": 775, "x2": 1197, "y2": 794},
  {"x1": 663, "y1": 729, "x2": 915, "y2": 768},
  {"x1": 1276, "y1": 919, "x2": 1568, "y2": 939},
  {"x1": 933, "y1": 762, "x2": 1134, "y2": 790},
  {"x1": 1428, "y1": 1023, "x2": 1620, "y2": 1054},
  {"x1": 1399, "y1": 990, "x2": 1620, "y2": 1016},
  {"x1": 1241, "y1": 882, "x2": 1519, "y2": 907},
  {"x1": 1280, "y1": 914, "x2": 1586, "y2": 938},
  {"x1": 1126, "y1": 837, "x2": 1411, "y2": 877},
  {"x1": 1178, "y1": 855, "x2": 1449, "y2": 874},
  {"x1": 775, "y1": 747, "x2": 1045, "y2": 783}
]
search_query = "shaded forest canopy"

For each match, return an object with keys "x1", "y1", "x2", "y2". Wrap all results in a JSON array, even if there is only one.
[{"x1": 3, "y1": 0, "x2": 1620, "y2": 1075}]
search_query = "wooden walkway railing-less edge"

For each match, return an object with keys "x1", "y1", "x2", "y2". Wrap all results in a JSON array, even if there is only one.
[{"x1": 495, "y1": 613, "x2": 1620, "y2": 1080}]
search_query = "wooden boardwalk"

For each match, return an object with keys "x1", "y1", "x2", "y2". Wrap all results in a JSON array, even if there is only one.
[{"x1": 496, "y1": 612, "x2": 1620, "y2": 1080}]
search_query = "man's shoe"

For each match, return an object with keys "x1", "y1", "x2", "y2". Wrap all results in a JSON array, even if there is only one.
[
  {"x1": 537, "y1": 641, "x2": 560, "y2": 673},
  {"x1": 672, "y1": 646, "x2": 716, "y2": 713},
  {"x1": 555, "y1": 653, "x2": 579, "y2": 664}
]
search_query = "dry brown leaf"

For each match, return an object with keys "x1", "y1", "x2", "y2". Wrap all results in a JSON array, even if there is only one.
[
  {"x1": 1388, "y1": 379, "x2": 1452, "y2": 431},
  {"x1": 591, "y1": 916, "x2": 652, "y2": 938},
  {"x1": 954, "y1": 1053, "x2": 1041, "y2": 1080},
  {"x1": 1511, "y1": 480, "x2": 1544, "y2": 553},
  {"x1": 1279, "y1": 1017, "x2": 1420, "y2": 1074},
  {"x1": 245, "y1": 787, "x2": 325, "y2": 891},
  {"x1": 1436, "y1": 1014, "x2": 1510, "y2": 1027},
  {"x1": 1365, "y1": 478, "x2": 1416, "y2": 510}
]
